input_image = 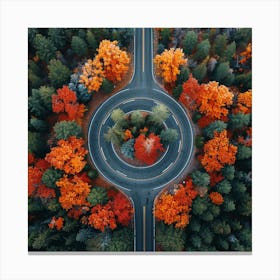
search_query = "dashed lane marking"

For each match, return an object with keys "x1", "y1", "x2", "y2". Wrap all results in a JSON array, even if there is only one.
[
  {"x1": 178, "y1": 140, "x2": 182, "y2": 153},
  {"x1": 100, "y1": 147, "x2": 106, "y2": 161},
  {"x1": 115, "y1": 169, "x2": 127, "y2": 177},
  {"x1": 161, "y1": 162, "x2": 174, "y2": 174}
]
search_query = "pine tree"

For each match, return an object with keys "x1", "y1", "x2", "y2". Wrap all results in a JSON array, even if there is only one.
[
  {"x1": 28, "y1": 131, "x2": 47, "y2": 157},
  {"x1": 192, "y1": 197, "x2": 208, "y2": 215},
  {"x1": 216, "y1": 179, "x2": 232, "y2": 194},
  {"x1": 194, "y1": 39, "x2": 210, "y2": 61},
  {"x1": 188, "y1": 218, "x2": 201, "y2": 232},
  {"x1": 106, "y1": 227, "x2": 134, "y2": 251},
  {"x1": 87, "y1": 186, "x2": 109, "y2": 206},
  {"x1": 176, "y1": 67, "x2": 190, "y2": 85},
  {"x1": 130, "y1": 110, "x2": 145, "y2": 128},
  {"x1": 149, "y1": 104, "x2": 170, "y2": 125},
  {"x1": 28, "y1": 60, "x2": 43, "y2": 88},
  {"x1": 190, "y1": 235, "x2": 202, "y2": 249},
  {"x1": 182, "y1": 31, "x2": 198, "y2": 55},
  {"x1": 38, "y1": 86, "x2": 55, "y2": 111},
  {"x1": 225, "y1": 41, "x2": 236, "y2": 61},
  {"x1": 48, "y1": 28, "x2": 66, "y2": 50},
  {"x1": 48, "y1": 59, "x2": 71, "y2": 88},
  {"x1": 45, "y1": 198, "x2": 61, "y2": 212},
  {"x1": 221, "y1": 165, "x2": 235, "y2": 181},
  {"x1": 213, "y1": 62, "x2": 234, "y2": 85},
  {"x1": 203, "y1": 120, "x2": 227, "y2": 139},
  {"x1": 195, "y1": 135, "x2": 204, "y2": 149},
  {"x1": 42, "y1": 168, "x2": 63, "y2": 188},
  {"x1": 104, "y1": 125, "x2": 124, "y2": 145},
  {"x1": 86, "y1": 30, "x2": 98, "y2": 51},
  {"x1": 76, "y1": 227, "x2": 95, "y2": 243},
  {"x1": 200, "y1": 227, "x2": 214, "y2": 244},
  {"x1": 53, "y1": 120, "x2": 82, "y2": 140},
  {"x1": 110, "y1": 108, "x2": 125, "y2": 124},
  {"x1": 100, "y1": 78, "x2": 114, "y2": 94},
  {"x1": 160, "y1": 128, "x2": 179, "y2": 146},
  {"x1": 160, "y1": 28, "x2": 172, "y2": 46},
  {"x1": 121, "y1": 139, "x2": 135, "y2": 159},
  {"x1": 191, "y1": 170, "x2": 210, "y2": 188},
  {"x1": 157, "y1": 43, "x2": 165, "y2": 54},
  {"x1": 236, "y1": 145, "x2": 252, "y2": 160},
  {"x1": 71, "y1": 36, "x2": 88, "y2": 56},
  {"x1": 192, "y1": 61, "x2": 207, "y2": 83},
  {"x1": 228, "y1": 113, "x2": 251, "y2": 130},
  {"x1": 223, "y1": 196, "x2": 236, "y2": 212},
  {"x1": 86, "y1": 232, "x2": 111, "y2": 251},
  {"x1": 87, "y1": 169, "x2": 99, "y2": 180},
  {"x1": 29, "y1": 118, "x2": 49, "y2": 132},
  {"x1": 28, "y1": 89, "x2": 50, "y2": 119},
  {"x1": 213, "y1": 34, "x2": 227, "y2": 57},
  {"x1": 212, "y1": 219, "x2": 231, "y2": 235},
  {"x1": 234, "y1": 72, "x2": 252, "y2": 91},
  {"x1": 33, "y1": 34, "x2": 57, "y2": 62}
]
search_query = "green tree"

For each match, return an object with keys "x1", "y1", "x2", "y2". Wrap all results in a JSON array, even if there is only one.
[
  {"x1": 223, "y1": 197, "x2": 236, "y2": 212},
  {"x1": 228, "y1": 113, "x2": 251, "y2": 130},
  {"x1": 33, "y1": 34, "x2": 57, "y2": 62},
  {"x1": 42, "y1": 168, "x2": 64, "y2": 188},
  {"x1": 121, "y1": 139, "x2": 135, "y2": 159},
  {"x1": 195, "y1": 135, "x2": 205, "y2": 149},
  {"x1": 234, "y1": 72, "x2": 252, "y2": 91},
  {"x1": 222, "y1": 165, "x2": 235, "y2": 181},
  {"x1": 216, "y1": 179, "x2": 232, "y2": 194},
  {"x1": 48, "y1": 59, "x2": 71, "y2": 88},
  {"x1": 130, "y1": 110, "x2": 145, "y2": 128},
  {"x1": 199, "y1": 227, "x2": 214, "y2": 245},
  {"x1": 203, "y1": 120, "x2": 227, "y2": 139},
  {"x1": 157, "y1": 43, "x2": 165, "y2": 54},
  {"x1": 149, "y1": 104, "x2": 170, "y2": 125},
  {"x1": 28, "y1": 60, "x2": 43, "y2": 88},
  {"x1": 53, "y1": 120, "x2": 82, "y2": 140},
  {"x1": 172, "y1": 84, "x2": 183, "y2": 99},
  {"x1": 28, "y1": 89, "x2": 50, "y2": 118},
  {"x1": 212, "y1": 219, "x2": 231, "y2": 235},
  {"x1": 176, "y1": 67, "x2": 190, "y2": 85},
  {"x1": 38, "y1": 86, "x2": 55, "y2": 111},
  {"x1": 236, "y1": 145, "x2": 252, "y2": 160},
  {"x1": 194, "y1": 39, "x2": 210, "y2": 61},
  {"x1": 213, "y1": 34, "x2": 227, "y2": 57},
  {"x1": 160, "y1": 129, "x2": 179, "y2": 146},
  {"x1": 87, "y1": 186, "x2": 109, "y2": 207},
  {"x1": 28, "y1": 131, "x2": 47, "y2": 157},
  {"x1": 182, "y1": 31, "x2": 198, "y2": 55},
  {"x1": 104, "y1": 125, "x2": 124, "y2": 145},
  {"x1": 87, "y1": 169, "x2": 99, "y2": 180},
  {"x1": 213, "y1": 62, "x2": 233, "y2": 85},
  {"x1": 71, "y1": 36, "x2": 88, "y2": 56},
  {"x1": 48, "y1": 28, "x2": 66, "y2": 50},
  {"x1": 160, "y1": 28, "x2": 172, "y2": 46},
  {"x1": 110, "y1": 108, "x2": 125, "y2": 124},
  {"x1": 29, "y1": 118, "x2": 49, "y2": 132},
  {"x1": 86, "y1": 30, "x2": 98, "y2": 51},
  {"x1": 191, "y1": 170, "x2": 210, "y2": 187},
  {"x1": 192, "y1": 196, "x2": 208, "y2": 216},
  {"x1": 106, "y1": 227, "x2": 134, "y2": 251},
  {"x1": 100, "y1": 78, "x2": 114, "y2": 94},
  {"x1": 192, "y1": 61, "x2": 207, "y2": 83},
  {"x1": 225, "y1": 41, "x2": 236, "y2": 61}
]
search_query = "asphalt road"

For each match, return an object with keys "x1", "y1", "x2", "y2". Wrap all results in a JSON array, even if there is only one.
[{"x1": 88, "y1": 28, "x2": 194, "y2": 251}]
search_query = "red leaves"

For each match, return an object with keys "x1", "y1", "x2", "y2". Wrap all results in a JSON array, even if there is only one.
[{"x1": 134, "y1": 133, "x2": 164, "y2": 165}]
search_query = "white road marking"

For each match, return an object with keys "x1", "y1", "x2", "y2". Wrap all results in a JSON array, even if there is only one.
[
  {"x1": 122, "y1": 99, "x2": 135, "y2": 105},
  {"x1": 161, "y1": 162, "x2": 174, "y2": 174},
  {"x1": 100, "y1": 147, "x2": 106, "y2": 161},
  {"x1": 172, "y1": 115, "x2": 179, "y2": 125},
  {"x1": 142, "y1": 28, "x2": 145, "y2": 72},
  {"x1": 115, "y1": 169, "x2": 127, "y2": 177},
  {"x1": 102, "y1": 113, "x2": 110, "y2": 125},
  {"x1": 178, "y1": 140, "x2": 182, "y2": 153}
]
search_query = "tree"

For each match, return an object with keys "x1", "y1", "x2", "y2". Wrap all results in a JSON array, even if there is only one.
[
  {"x1": 130, "y1": 110, "x2": 145, "y2": 128},
  {"x1": 45, "y1": 136, "x2": 88, "y2": 174},
  {"x1": 190, "y1": 170, "x2": 210, "y2": 187},
  {"x1": 176, "y1": 66, "x2": 190, "y2": 85},
  {"x1": 28, "y1": 131, "x2": 47, "y2": 157},
  {"x1": 234, "y1": 72, "x2": 252, "y2": 91},
  {"x1": 203, "y1": 120, "x2": 227, "y2": 139},
  {"x1": 209, "y1": 192, "x2": 224, "y2": 205},
  {"x1": 29, "y1": 118, "x2": 49, "y2": 132},
  {"x1": 160, "y1": 28, "x2": 172, "y2": 46},
  {"x1": 194, "y1": 39, "x2": 210, "y2": 61},
  {"x1": 192, "y1": 61, "x2": 207, "y2": 83},
  {"x1": 110, "y1": 108, "x2": 125, "y2": 124},
  {"x1": 212, "y1": 62, "x2": 234, "y2": 86},
  {"x1": 107, "y1": 227, "x2": 134, "y2": 251},
  {"x1": 87, "y1": 186, "x2": 109, "y2": 206},
  {"x1": 121, "y1": 139, "x2": 135, "y2": 159},
  {"x1": 228, "y1": 113, "x2": 251, "y2": 130},
  {"x1": 71, "y1": 36, "x2": 88, "y2": 56},
  {"x1": 221, "y1": 165, "x2": 235, "y2": 181},
  {"x1": 213, "y1": 34, "x2": 227, "y2": 57},
  {"x1": 160, "y1": 129, "x2": 179, "y2": 146},
  {"x1": 182, "y1": 31, "x2": 198, "y2": 55},
  {"x1": 235, "y1": 90, "x2": 252, "y2": 114},
  {"x1": 154, "y1": 48, "x2": 187, "y2": 83},
  {"x1": 56, "y1": 175, "x2": 91, "y2": 210},
  {"x1": 149, "y1": 104, "x2": 170, "y2": 125},
  {"x1": 48, "y1": 28, "x2": 66, "y2": 50},
  {"x1": 236, "y1": 145, "x2": 252, "y2": 160},
  {"x1": 53, "y1": 120, "x2": 82, "y2": 140},
  {"x1": 86, "y1": 30, "x2": 98, "y2": 51},
  {"x1": 104, "y1": 125, "x2": 124, "y2": 146},
  {"x1": 33, "y1": 34, "x2": 57, "y2": 62},
  {"x1": 48, "y1": 59, "x2": 71, "y2": 88},
  {"x1": 134, "y1": 133, "x2": 164, "y2": 165},
  {"x1": 216, "y1": 179, "x2": 232, "y2": 194},
  {"x1": 42, "y1": 168, "x2": 63, "y2": 188},
  {"x1": 200, "y1": 130, "x2": 237, "y2": 173},
  {"x1": 225, "y1": 41, "x2": 236, "y2": 61},
  {"x1": 100, "y1": 78, "x2": 114, "y2": 94},
  {"x1": 172, "y1": 84, "x2": 183, "y2": 99}
]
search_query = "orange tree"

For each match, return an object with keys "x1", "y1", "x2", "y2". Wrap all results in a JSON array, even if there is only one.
[{"x1": 154, "y1": 48, "x2": 187, "y2": 84}]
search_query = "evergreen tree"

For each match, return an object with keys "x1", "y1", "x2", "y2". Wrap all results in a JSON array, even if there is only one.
[
  {"x1": 182, "y1": 31, "x2": 198, "y2": 55},
  {"x1": 121, "y1": 139, "x2": 135, "y2": 159},
  {"x1": 130, "y1": 110, "x2": 145, "y2": 128},
  {"x1": 28, "y1": 60, "x2": 43, "y2": 88},
  {"x1": 234, "y1": 72, "x2": 252, "y2": 91},
  {"x1": 76, "y1": 227, "x2": 95, "y2": 243},
  {"x1": 176, "y1": 67, "x2": 190, "y2": 85},
  {"x1": 215, "y1": 237, "x2": 229, "y2": 250},
  {"x1": 191, "y1": 170, "x2": 210, "y2": 187},
  {"x1": 212, "y1": 219, "x2": 231, "y2": 235},
  {"x1": 228, "y1": 113, "x2": 251, "y2": 130},
  {"x1": 87, "y1": 169, "x2": 99, "y2": 180},
  {"x1": 48, "y1": 28, "x2": 66, "y2": 50},
  {"x1": 200, "y1": 211, "x2": 214, "y2": 222},
  {"x1": 53, "y1": 120, "x2": 82, "y2": 140},
  {"x1": 200, "y1": 227, "x2": 214, "y2": 244},
  {"x1": 225, "y1": 41, "x2": 236, "y2": 61},
  {"x1": 223, "y1": 196, "x2": 236, "y2": 212},
  {"x1": 100, "y1": 78, "x2": 114, "y2": 94},
  {"x1": 237, "y1": 193, "x2": 251, "y2": 217},
  {"x1": 160, "y1": 28, "x2": 172, "y2": 46},
  {"x1": 222, "y1": 165, "x2": 235, "y2": 181},
  {"x1": 87, "y1": 186, "x2": 109, "y2": 206},
  {"x1": 149, "y1": 104, "x2": 170, "y2": 125},
  {"x1": 216, "y1": 179, "x2": 232, "y2": 194},
  {"x1": 192, "y1": 196, "x2": 208, "y2": 216},
  {"x1": 86, "y1": 232, "x2": 111, "y2": 251},
  {"x1": 157, "y1": 43, "x2": 165, "y2": 54},
  {"x1": 33, "y1": 34, "x2": 57, "y2": 62},
  {"x1": 38, "y1": 86, "x2": 55, "y2": 111},
  {"x1": 42, "y1": 168, "x2": 63, "y2": 188},
  {"x1": 172, "y1": 84, "x2": 183, "y2": 99},
  {"x1": 104, "y1": 125, "x2": 124, "y2": 145},
  {"x1": 29, "y1": 118, "x2": 49, "y2": 132},
  {"x1": 213, "y1": 62, "x2": 234, "y2": 85},
  {"x1": 45, "y1": 198, "x2": 61, "y2": 212},
  {"x1": 190, "y1": 235, "x2": 202, "y2": 249},
  {"x1": 71, "y1": 36, "x2": 88, "y2": 56},
  {"x1": 208, "y1": 204, "x2": 220, "y2": 217},
  {"x1": 194, "y1": 39, "x2": 210, "y2": 61},
  {"x1": 28, "y1": 89, "x2": 50, "y2": 119},
  {"x1": 86, "y1": 30, "x2": 98, "y2": 51},
  {"x1": 203, "y1": 120, "x2": 227, "y2": 139},
  {"x1": 28, "y1": 28, "x2": 38, "y2": 44},
  {"x1": 213, "y1": 34, "x2": 227, "y2": 57},
  {"x1": 106, "y1": 227, "x2": 134, "y2": 251},
  {"x1": 160, "y1": 129, "x2": 179, "y2": 146},
  {"x1": 192, "y1": 61, "x2": 207, "y2": 83},
  {"x1": 110, "y1": 108, "x2": 125, "y2": 124},
  {"x1": 28, "y1": 131, "x2": 47, "y2": 157},
  {"x1": 236, "y1": 145, "x2": 252, "y2": 160},
  {"x1": 48, "y1": 59, "x2": 71, "y2": 88},
  {"x1": 188, "y1": 218, "x2": 201, "y2": 232}
]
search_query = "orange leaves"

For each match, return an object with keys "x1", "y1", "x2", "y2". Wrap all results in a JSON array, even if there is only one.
[
  {"x1": 154, "y1": 179, "x2": 198, "y2": 229},
  {"x1": 134, "y1": 133, "x2": 164, "y2": 165},
  {"x1": 209, "y1": 192, "x2": 224, "y2": 205},
  {"x1": 48, "y1": 217, "x2": 64, "y2": 230},
  {"x1": 235, "y1": 90, "x2": 252, "y2": 114},
  {"x1": 80, "y1": 40, "x2": 130, "y2": 92},
  {"x1": 88, "y1": 203, "x2": 117, "y2": 232},
  {"x1": 198, "y1": 81, "x2": 233, "y2": 120},
  {"x1": 154, "y1": 48, "x2": 187, "y2": 83},
  {"x1": 124, "y1": 129, "x2": 133, "y2": 141},
  {"x1": 52, "y1": 86, "x2": 86, "y2": 125},
  {"x1": 56, "y1": 175, "x2": 91, "y2": 211},
  {"x1": 239, "y1": 43, "x2": 252, "y2": 65},
  {"x1": 45, "y1": 136, "x2": 88, "y2": 174},
  {"x1": 201, "y1": 130, "x2": 237, "y2": 173}
]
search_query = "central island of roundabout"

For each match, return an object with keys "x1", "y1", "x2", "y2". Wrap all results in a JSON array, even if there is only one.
[{"x1": 87, "y1": 28, "x2": 194, "y2": 251}]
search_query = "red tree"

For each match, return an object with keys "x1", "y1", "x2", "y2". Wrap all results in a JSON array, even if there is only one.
[{"x1": 134, "y1": 133, "x2": 164, "y2": 165}]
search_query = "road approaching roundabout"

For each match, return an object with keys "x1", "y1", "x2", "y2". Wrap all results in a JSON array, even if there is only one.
[{"x1": 88, "y1": 28, "x2": 194, "y2": 251}]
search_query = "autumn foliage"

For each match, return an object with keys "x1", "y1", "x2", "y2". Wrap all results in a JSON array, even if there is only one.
[
  {"x1": 154, "y1": 179, "x2": 198, "y2": 228},
  {"x1": 239, "y1": 43, "x2": 252, "y2": 65},
  {"x1": 200, "y1": 130, "x2": 237, "y2": 173},
  {"x1": 48, "y1": 217, "x2": 64, "y2": 230},
  {"x1": 52, "y1": 85, "x2": 86, "y2": 125},
  {"x1": 234, "y1": 90, "x2": 252, "y2": 114},
  {"x1": 209, "y1": 192, "x2": 224, "y2": 205},
  {"x1": 80, "y1": 40, "x2": 130, "y2": 92},
  {"x1": 154, "y1": 48, "x2": 187, "y2": 83},
  {"x1": 134, "y1": 133, "x2": 164, "y2": 165}
]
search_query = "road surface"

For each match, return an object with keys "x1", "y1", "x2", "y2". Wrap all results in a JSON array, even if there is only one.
[{"x1": 88, "y1": 28, "x2": 194, "y2": 251}]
